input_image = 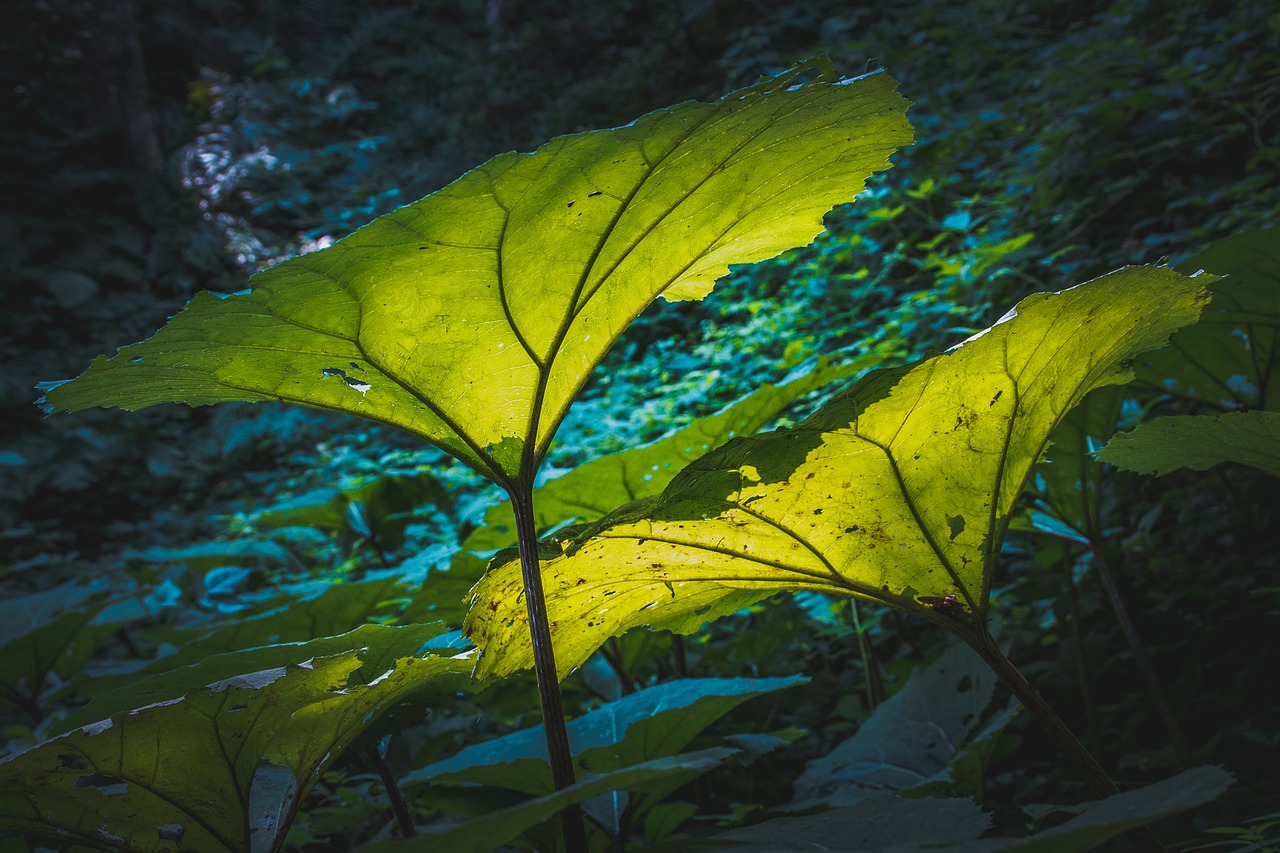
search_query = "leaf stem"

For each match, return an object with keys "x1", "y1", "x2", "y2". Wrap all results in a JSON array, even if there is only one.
[
  {"x1": 509, "y1": 481, "x2": 589, "y2": 853},
  {"x1": 1088, "y1": 543, "x2": 1192, "y2": 768},
  {"x1": 966, "y1": 631, "x2": 1167, "y2": 853},
  {"x1": 368, "y1": 741, "x2": 415, "y2": 838},
  {"x1": 1060, "y1": 549, "x2": 1100, "y2": 748},
  {"x1": 848, "y1": 598, "x2": 884, "y2": 709},
  {"x1": 672, "y1": 634, "x2": 689, "y2": 679},
  {"x1": 600, "y1": 638, "x2": 636, "y2": 696}
]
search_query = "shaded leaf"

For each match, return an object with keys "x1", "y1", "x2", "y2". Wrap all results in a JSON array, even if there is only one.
[
  {"x1": 59, "y1": 574, "x2": 449, "y2": 714},
  {"x1": 1136, "y1": 225, "x2": 1280, "y2": 411},
  {"x1": 667, "y1": 793, "x2": 992, "y2": 851},
  {"x1": 363, "y1": 748, "x2": 739, "y2": 853},
  {"x1": 57, "y1": 622, "x2": 457, "y2": 734},
  {"x1": 789, "y1": 643, "x2": 1012, "y2": 810},
  {"x1": 466, "y1": 266, "x2": 1210, "y2": 677},
  {"x1": 1095, "y1": 411, "x2": 1280, "y2": 478},
  {"x1": 0, "y1": 582, "x2": 118, "y2": 710},
  {"x1": 253, "y1": 469, "x2": 453, "y2": 551},
  {"x1": 1028, "y1": 386, "x2": 1125, "y2": 541},
  {"x1": 403, "y1": 675, "x2": 803, "y2": 795},
  {"x1": 464, "y1": 354, "x2": 864, "y2": 551},
  {"x1": 1, "y1": 657, "x2": 352, "y2": 853},
  {"x1": 668, "y1": 766, "x2": 1229, "y2": 851},
  {"x1": 123, "y1": 539, "x2": 296, "y2": 571},
  {"x1": 42, "y1": 62, "x2": 912, "y2": 484},
  {"x1": 1, "y1": 645, "x2": 471, "y2": 852},
  {"x1": 952, "y1": 766, "x2": 1233, "y2": 852}
]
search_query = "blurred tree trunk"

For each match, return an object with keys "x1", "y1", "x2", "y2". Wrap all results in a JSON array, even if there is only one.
[{"x1": 79, "y1": 0, "x2": 164, "y2": 172}]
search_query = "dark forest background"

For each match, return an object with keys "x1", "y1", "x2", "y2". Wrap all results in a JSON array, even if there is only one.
[{"x1": 2, "y1": 0, "x2": 1278, "y2": 850}]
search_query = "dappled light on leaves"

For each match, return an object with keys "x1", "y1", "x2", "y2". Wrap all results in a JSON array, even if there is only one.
[{"x1": 466, "y1": 266, "x2": 1210, "y2": 678}]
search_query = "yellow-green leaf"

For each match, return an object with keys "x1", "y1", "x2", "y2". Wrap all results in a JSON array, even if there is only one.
[
  {"x1": 463, "y1": 354, "x2": 865, "y2": 551},
  {"x1": 465, "y1": 266, "x2": 1210, "y2": 678},
  {"x1": 41, "y1": 61, "x2": 912, "y2": 484}
]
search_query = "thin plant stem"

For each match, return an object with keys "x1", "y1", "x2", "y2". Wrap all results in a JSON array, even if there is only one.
[
  {"x1": 1089, "y1": 543, "x2": 1192, "y2": 767},
  {"x1": 965, "y1": 630, "x2": 1167, "y2": 853},
  {"x1": 1060, "y1": 549, "x2": 1100, "y2": 748},
  {"x1": 601, "y1": 638, "x2": 635, "y2": 696},
  {"x1": 848, "y1": 598, "x2": 884, "y2": 709},
  {"x1": 672, "y1": 634, "x2": 689, "y2": 678},
  {"x1": 509, "y1": 481, "x2": 589, "y2": 853},
  {"x1": 368, "y1": 742, "x2": 415, "y2": 838}
]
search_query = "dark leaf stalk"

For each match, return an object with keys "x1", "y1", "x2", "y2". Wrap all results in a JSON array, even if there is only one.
[{"x1": 509, "y1": 480, "x2": 590, "y2": 853}]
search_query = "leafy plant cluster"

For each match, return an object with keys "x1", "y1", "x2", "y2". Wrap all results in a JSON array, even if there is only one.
[{"x1": 2, "y1": 1, "x2": 1279, "y2": 852}]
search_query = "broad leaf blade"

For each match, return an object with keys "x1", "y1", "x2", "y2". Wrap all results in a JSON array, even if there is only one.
[
  {"x1": 668, "y1": 794, "x2": 992, "y2": 851},
  {"x1": 42, "y1": 61, "x2": 912, "y2": 482},
  {"x1": 404, "y1": 675, "x2": 802, "y2": 795},
  {"x1": 1, "y1": 644, "x2": 472, "y2": 853},
  {"x1": 0, "y1": 657, "x2": 357, "y2": 853},
  {"x1": 667, "y1": 766, "x2": 1230, "y2": 852},
  {"x1": 957, "y1": 766, "x2": 1232, "y2": 852},
  {"x1": 364, "y1": 748, "x2": 739, "y2": 853},
  {"x1": 1095, "y1": 411, "x2": 1280, "y2": 478},
  {"x1": 1136, "y1": 224, "x2": 1280, "y2": 411},
  {"x1": 790, "y1": 643, "x2": 1008, "y2": 810},
  {"x1": 57, "y1": 622, "x2": 458, "y2": 733},
  {"x1": 466, "y1": 266, "x2": 1210, "y2": 678}
]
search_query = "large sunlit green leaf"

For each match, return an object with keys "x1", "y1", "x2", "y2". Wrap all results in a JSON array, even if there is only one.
[
  {"x1": 465, "y1": 266, "x2": 1210, "y2": 678},
  {"x1": 464, "y1": 355, "x2": 864, "y2": 551},
  {"x1": 0, "y1": 643, "x2": 471, "y2": 852},
  {"x1": 1095, "y1": 410, "x2": 1280, "y2": 478},
  {"x1": 1135, "y1": 225, "x2": 1280, "y2": 411},
  {"x1": 41, "y1": 60, "x2": 911, "y2": 484}
]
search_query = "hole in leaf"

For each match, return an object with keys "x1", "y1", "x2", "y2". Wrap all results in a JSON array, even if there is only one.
[
  {"x1": 157, "y1": 824, "x2": 185, "y2": 843},
  {"x1": 76, "y1": 773, "x2": 128, "y2": 796},
  {"x1": 321, "y1": 367, "x2": 372, "y2": 395}
]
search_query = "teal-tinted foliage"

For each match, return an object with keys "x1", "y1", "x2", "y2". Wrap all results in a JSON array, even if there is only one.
[{"x1": 2, "y1": 1, "x2": 1278, "y2": 850}]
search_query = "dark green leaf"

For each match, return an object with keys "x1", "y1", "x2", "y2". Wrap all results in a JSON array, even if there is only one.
[{"x1": 1095, "y1": 411, "x2": 1280, "y2": 478}]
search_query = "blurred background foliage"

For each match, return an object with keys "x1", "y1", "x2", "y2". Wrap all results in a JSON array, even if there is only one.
[{"x1": 1, "y1": 0, "x2": 1278, "y2": 849}]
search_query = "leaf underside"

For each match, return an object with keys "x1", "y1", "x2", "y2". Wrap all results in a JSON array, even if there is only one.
[
  {"x1": 43, "y1": 60, "x2": 912, "y2": 484},
  {"x1": 465, "y1": 266, "x2": 1210, "y2": 678}
]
